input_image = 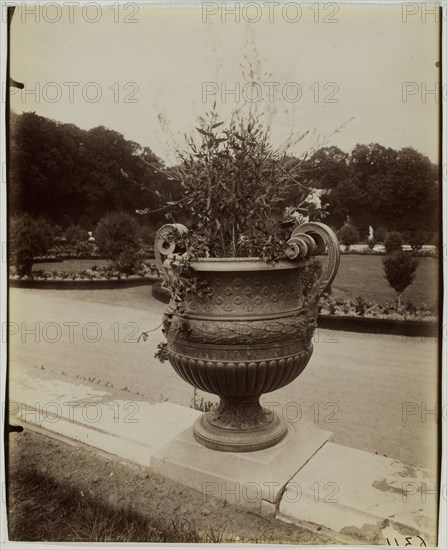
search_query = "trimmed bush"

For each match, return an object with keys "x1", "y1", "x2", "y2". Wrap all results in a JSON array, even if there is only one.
[
  {"x1": 95, "y1": 212, "x2": 142, "y2": 274},
  {"x1": 384, "y1": 231, "x2": 403, "y2": 254},
  {"x1": 383, "y1": 251, "x2": 418, "y2": 312},
  {"x1": 409, "y1": 230, "x2": 428, "y2": 252},
  {"x1": 65, "y1": 225, "x2": 89, "y2": 244},
  {"x1": 138, "y1": 224, "x2": 157, "y2": 257},
  {"x1": 9, "y1": 214, "x2": 52, "y2": 276},
  {"x1": 375, "y1": 226, "x2": 387, "y2": 243},
  {"x1": 367, "y1": 237, "x2": 376, "y2": 250},
  {"x1": 337, "y1": 223, "x2": 359, "y2": 251}
]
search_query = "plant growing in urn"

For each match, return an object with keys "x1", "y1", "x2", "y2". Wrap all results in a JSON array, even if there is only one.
[{"x1": 153, "y1": 111, "x2": 340, "y2": 452}]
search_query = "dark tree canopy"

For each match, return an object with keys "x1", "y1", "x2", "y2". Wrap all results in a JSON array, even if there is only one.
[
  {"x1": 8, "y1": 113, "x2": 439, "y2": 237},
  {"x1": 8, "y1": 112, "x2": 181, "y2": 226},
  {"x1": 299, "y1": 143, "x2": 438, "y2": 235}
]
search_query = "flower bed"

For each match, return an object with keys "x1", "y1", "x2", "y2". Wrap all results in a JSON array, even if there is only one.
[
  {"x1": 9, "y1": 262, "x2": 160, "y2": 289},
  {"x1": 318, "y1": 294, "x2": 436, "y2": 322}
]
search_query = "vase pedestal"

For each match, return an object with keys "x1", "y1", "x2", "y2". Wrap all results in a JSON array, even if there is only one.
[
  {"x1": 151, "y1": 419, "x2": 333, "y2": 514},
  {"x1": 193, "y1": 397, "x2": 288, "y2": 452}
]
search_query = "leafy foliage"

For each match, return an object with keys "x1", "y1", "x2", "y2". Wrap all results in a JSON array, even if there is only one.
[
  {"x1": 367, "y1": 237, "x2": 376, "y2": 250},
  {"x1": 301, "y1": 259, "x2": 323, "y2": 296},
  {"x1": 95, "y1": 212, "x2": 142, "y2": 274},
  {"x1": 337, "y1": 223, "x2": 359, "y2": 251},
  {"x1": 65, "y1": 224, "x2": 89, "y2": 244},
  {"x1": 171, "y1": 112, "x2": 327, "y2": 260},
  {"x1": 9, "y1": 214, "x2": 52, "y2": 276},
  {"x1": 384, "y1": 231, "x2": 403, "y2": 254},
  {"x1": 9, "y1": 112, "x2": 176, "y2": 226},
  {"x1": 297, "y1": 144, "x2": 438, "y2": 235},
  {"x1": 9, "y1": 113, "x2": 438, "y2": 239},
  {"x1": 375, "y1": 226, "x2": 388, "y2": 243},
  {"x1": 354, "y1": 295, "x2": 367, "y2": 316},
  {"x1": 190, "y1": 388, "x2": 216, "y2": 412},
  {"x1": 383, "y1": 251, "x2": 419, "y2": 310},
  {"x1": 408, "y1": 230, "x2": 428, "y2": 252}
]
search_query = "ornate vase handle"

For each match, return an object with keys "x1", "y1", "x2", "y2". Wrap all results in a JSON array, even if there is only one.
[
  {"x1": 155, "y1": 221, "x2": 339, "y2": 300},
  {"x1": 154, "y1": 224, "x2": 189, "y2": 309},
  {"x1": 287, "y1": 221, "x2": 340, "y2": 297}
]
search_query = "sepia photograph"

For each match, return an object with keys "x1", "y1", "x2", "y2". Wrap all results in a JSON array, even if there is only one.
[{"x1": 0, "y1": 1, "x2": 445, "y2": 548}]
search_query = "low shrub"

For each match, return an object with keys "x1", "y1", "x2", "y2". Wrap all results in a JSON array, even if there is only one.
[
  {"x1": 383, "y1": 251, "x2": 419, "y2": 312},
  {"x1": 65, "y1": 224, "x2": 89, "y2": 244},
  {"x1": 409, "y1": 230, "x2": 428, "y2": 252},
  {"x1": 384, "y1": 231, "x2": 403, "y2": 254},
  {"x1": 375, "y1": 226, "x2": 388, "y2": 243},
  {"x1": 95, "y1": 212, "x2": 142, "y2": 275},
  {"x1": 367, "y1": 237, "x2": 376, "y2": 250},
  {"x1": 405, "y1": 300, "x2": 418, "y2": 316},
  {"x1": 337, "y1": 223, "x2": 359, "y2": 251},
  {"x1": 354, "y1": 295, "x2": 367, "y2": 316},
  {"x1": 9, "y1": 214, "x2": 52, "y2": 276}
]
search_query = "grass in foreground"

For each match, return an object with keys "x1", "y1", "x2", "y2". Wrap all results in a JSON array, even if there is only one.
[
  {"x1": 7, "y1": 430, "x2": 338, "y2": 545},
  {"x1": 7, "y1": 468, "x2": 212, "y2": 543}
]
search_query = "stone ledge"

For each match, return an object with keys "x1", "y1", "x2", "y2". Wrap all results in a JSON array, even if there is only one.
[
  {"x1": 278, "y1": 442, "x2": 438, "y2": 546},
  {"x1": 10, "y1": 370, "x2": 201, "y2": 466}
]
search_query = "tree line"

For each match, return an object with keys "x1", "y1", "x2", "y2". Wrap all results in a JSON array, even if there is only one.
[
  {"x1": 8, "y1": 111, "x2": 179, "y2": 230},
  {"x1": 8, "y1": 112, "x2": 439, "y2": 239}
]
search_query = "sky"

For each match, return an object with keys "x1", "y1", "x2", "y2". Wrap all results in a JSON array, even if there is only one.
[{"x1": 9, "y1": 3, "x2": 441, "y2": 165}]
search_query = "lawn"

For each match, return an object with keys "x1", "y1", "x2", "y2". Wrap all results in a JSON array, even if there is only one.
[
  {"x1": 332, "y1": 255, "x2": 438, "y2": 306},
  {"x1": 33, "y1": 259, "x2": 111, "y2": 273}
]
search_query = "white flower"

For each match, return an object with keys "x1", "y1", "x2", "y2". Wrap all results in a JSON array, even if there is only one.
[
  {"x1": 305, "y1": 191, "x2": 322, "y2": 209},
  {"x1": 284, "y1": 207, "x2": 309, "y2": 224},
  {"x1": 292, "y1": 212, "x2": 309, "y2": 224}
]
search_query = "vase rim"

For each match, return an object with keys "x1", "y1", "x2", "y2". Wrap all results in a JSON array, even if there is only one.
[{"x1": 189, "y1": 257, "x2": 310, "y2": 272}]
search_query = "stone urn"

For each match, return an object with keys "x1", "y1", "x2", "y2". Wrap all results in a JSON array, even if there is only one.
[{"x1": 155, "y1": 222, "x2": 340, "y2": 452}]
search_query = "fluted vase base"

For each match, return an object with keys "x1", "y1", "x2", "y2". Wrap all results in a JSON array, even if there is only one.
[{"x1": 193, "y1": 397, "x2": 288, "y2": 452}]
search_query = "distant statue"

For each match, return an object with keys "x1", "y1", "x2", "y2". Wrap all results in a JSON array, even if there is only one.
[{"x1": 367, "y1": 226, "x2": 375, "y2": 249}]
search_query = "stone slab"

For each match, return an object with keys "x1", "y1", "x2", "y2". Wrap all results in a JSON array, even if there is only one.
[
  {"x1": 278, "y1": 442, "x2": 438, "y2": 546},
  {"x1": 151, "y1": 420, "x2": 333, "y2": 511},
  {"x1": 10, "y1": 370, "x2": 201, "y2": 466}
]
